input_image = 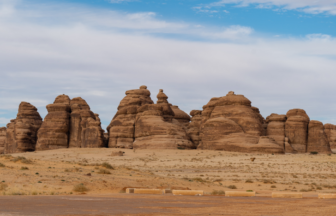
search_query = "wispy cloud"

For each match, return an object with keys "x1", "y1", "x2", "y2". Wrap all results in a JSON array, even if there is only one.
[
  {"x1": 109, "y1": 0, "x2": 137, "y2": 3},
  {"x1": 1, "y1": 1, "x2": 336, "y2": 129},
  {"x1": 204, "y1": 0, "x2": 336, "y2": 15}
]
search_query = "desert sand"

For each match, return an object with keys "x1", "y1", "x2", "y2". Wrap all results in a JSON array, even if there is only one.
[{"x1": 1, "y1": 148, "x2": 336, "y2": 197}]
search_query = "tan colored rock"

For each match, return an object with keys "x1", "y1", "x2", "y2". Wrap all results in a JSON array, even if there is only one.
[
  {"x1": 133, "y1": 90, "x2": 194, "y2": 149},
  {"x1": 4, "y1": 102, "x2": 42, "y2": 153},
  {"x1": 170, "y1": 105, "x2": 190, "y2": 124},
  {"x1": 198, "y1": 92, "x2": 283, "y2": 153},
  {"x1": 4, "y1": 120, "x2": 16, "y2": 154},
  {"x1": 307, "y1": 120, "x2": 332, "y2": 154},
  {"x1": 81, "y1": 115, "x2": 105, "y2": 148},
  {"x1": 266, "y1": 114, "x2": 287, "y2": 151},
  {"x1": 285, "y1": 109, "x2": 310, "y2": 153},
  {"x1": 324, "y1": 124, "x2": 336, "y2": 151},
  {"x1": 0, "y1": 127, "x2": 6, "y2": 154},
  {"x1": 107, "y1": 86, "x2": 154, "y2": 149},
  {"x1": 284, "y1": 137, "x2": 296, "y2": 153},
  {"x1": 186, "y1": 110, "x2": 202, "y2": 147},
  {"x1": 36, "y1": 95, "x2": 71, "y2": 150}
]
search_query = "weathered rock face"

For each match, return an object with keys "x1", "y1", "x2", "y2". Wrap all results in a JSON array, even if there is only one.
[
  {"x1": 285, "y1": 109, "x2": 310, "y2": 153},
  {"x1": 107, "y1": 86, "x2": 154, "y2": 149},
  {"x1": 170, "y1": 105, "x2": 190, "y2": 125},
  {"x1": 307, "y1": 120, "x2": 332, "y2": 154},
  {"x1": 266, "y1": 114, "x2": 287, "y2": 151},
  {"x1": 4, "y1": 102, "x2": 43, "y2": 154},
  {"x1": 198, "y1": 92, "x2": 283, "y2": 154},
  {"x1": 36, "y1": 95, "x2": 71, "y2": 150},
  {"x1": 186, "y1": 110, "x2": 202, "y2": 147},
  {"x1": 133, "y1": 90, "x2": 194, "y2": 149},
  {"x1": 0, "y1": 127, "x2": 6, "y2": 154},
  {"x1": 324, "y1": 124, "x2": 336, "y2": 151},
  {"x1": 81, "y1": 114, "x2": 105, "y2": 148}
]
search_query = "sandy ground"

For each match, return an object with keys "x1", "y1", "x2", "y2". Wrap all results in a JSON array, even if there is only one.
[{"x1": 1, "y1": 148, "x2": 336, "y2": 197}]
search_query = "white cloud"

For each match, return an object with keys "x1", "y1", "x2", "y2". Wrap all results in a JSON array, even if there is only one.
[
  {"x1": 206, "y1": 0, "x2": 336, "y2": 15},
  {"x1": 0, "y1": 1, "x2": 336, "y2": 129}
]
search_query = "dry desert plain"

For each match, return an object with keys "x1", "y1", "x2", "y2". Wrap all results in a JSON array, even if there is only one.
[{"x1": 1, "y1": 148, "x2": 336, "y2": 215}]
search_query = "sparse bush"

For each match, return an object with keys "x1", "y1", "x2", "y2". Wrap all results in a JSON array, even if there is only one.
[
  {"x1": 20, "y1": 166, "x2": 29, "y2": 170},
  {"x1": 263, "y1": 179, "x2": 276, "y2": 184},
  {"x1": 228, "y1": 185, "x2": 237, "y2": 189},
  {"x1": 271, "y1": 185, "x2": 276, "y2": 188},
  {"x1": 191, "y1": 177, "x2": 206, "y2": 183},
  {"x1": 246, "y1": 190, "x2": 253, "y2": 192},
  {"x1": 101, "y1": 162, "x2": 114, "y2": 170},
  {"x1": 73, "y1": 183, "x2": 89, "y2": 192},
  {"x1": 0, "y1": 183, "x2": 8, "y2": 191},
  {"x1": 0, "y1": 163, "x2": 5, "y2": 167},
  {"x1": 300, "y1": 189, "x2": 308, "y2": 192},
  {"x1": 177, "y1": 147, "x2": 185, "y2": 150},
  {"x1": 316, "y1": 186, "x2": 322, "y2": 190},
  {"x1": 211, "y1": 190, "x2": 225, "y2": 195},
  {"x1": 98, "y1": 169, "x2": 111, "y2": 174},
  {"x1": 11, "y1": 156, "x2": 33, "y2": 164},
  {"x1": 245, "y1": 179, "x2": 253, "y2": 183},
  {"x1": 310, "y1": 152, "x2": 318, "y2": 155}
]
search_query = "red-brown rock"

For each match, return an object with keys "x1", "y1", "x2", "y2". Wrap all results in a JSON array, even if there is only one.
[
  {"x1": 107, "y1": 86, "x2": 154, "y2": 149},
  {"x1": 285, "y1": 109, "x2": 310, "y2": 153},
  {"x1": 198, "y1": 92, "x2": 283, "y2": 154},
  {"x1": 36, "y1": 95, "x2": 71, "y2": 150},
  {"x1": 307, "y1": 120, "x2": 332, "y2": 154},
  {"x1": 187, "y1": 110, "x2": 202, "y2": 147},
  {"x1": 266, "y1": 113, "x2": 287, "y2": 151},
  {"x1": 324, "y1": 124, "x2": 336, "y2": 151},
  {"x1": 0, "y1": 127, "x2": 6, "y2": 154}
]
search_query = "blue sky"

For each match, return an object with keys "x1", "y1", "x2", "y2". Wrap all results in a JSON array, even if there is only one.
[{"x1": 1, "y1": 0, "x2": 336, "y2": 129}]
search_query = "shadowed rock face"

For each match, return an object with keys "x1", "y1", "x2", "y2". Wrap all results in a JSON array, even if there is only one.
[
  {"x1": 187, "y1": 110, "x2": 203, "y2": 147},
  {"x1": 133, "y1": 90, "x2": 193, "y2": 149},
  {"x1": 285, "y1": 109, "x2": 310, "y2": 153},
  {"x1": 81, "y1": 114, "x2": 105, "y2": 148},
  {"x1": 107, "y1": 86, "x2": 154, "y2": 149},
  {"x1": 170, "y1": 105, "x2": 191, "y2": 125},
  {"x1": 4, "y1": 102, "x2": 42, "y2": 153},
  {"x1": 0, "y1": 127, "x2": 6, "y2": 154},
  {"x1": 198, "y1": 92, "x2": 284, "y2": 154},
  {"x1": 307, "y1": 120, "x2": 332, "y2": 154},
  {"x1": 324, "y1": 124, "x2": 336, "y2": 151},
  {"x1": 36, "y1": 95, "x2": 71, "y2": 151}
]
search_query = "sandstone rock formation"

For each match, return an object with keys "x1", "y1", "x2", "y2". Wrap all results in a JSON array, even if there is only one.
[
  {"x1": 0, "y1": 127, "x2": 6, "y2": 154},
  {"x1": 198, "y1": 91, "x2": 284, "y2": 154},
  {"x1": 187, "y1": 110, "x2": 202, "y2": 147},
  {"x1": 266, "y1": 114, "x2": 287, "y2": 151},
  {"x1": 133, "y1": 89, "x2": 193, "y2": 149},
  {"x1": 107, "y1": 86, "x2": 154, "y2": 149},
  {"x1": 36, "y1": 95, "x2": 71, "y2": 150},
  {"x1": 324, "y1": 124, "x2": 336, "y2": 151},
  {"x1": 170, "y1": 105, "x2": 190, "y2": 125},
  {"x1": 4, "y1": 102, "x2": 42, "y2": 153},
  {"x1": 285, "y1": 109, "x2": 310, "y2": 153},
  {"x1": 307, "y1": 120, "x2": 332, "y2": 153},
  {"x1": 81, "y1": 113, "x2": 105, "y2": 148}
]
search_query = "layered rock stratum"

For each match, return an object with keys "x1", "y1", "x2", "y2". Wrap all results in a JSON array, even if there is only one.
[{"x1": 1, "y1": 86, "x2": 334, "y2": 154}]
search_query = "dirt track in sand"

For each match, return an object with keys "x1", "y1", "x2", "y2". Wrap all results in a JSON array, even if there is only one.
[{"x1": 0, "y1": 194, "x2": 336, "y2": 216}]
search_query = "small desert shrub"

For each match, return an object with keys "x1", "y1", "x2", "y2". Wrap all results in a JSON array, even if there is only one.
[
  {"x1": 0, "y1": 183, "x2": 8, "y2": 191},
  {"x1": 263, "y1": 179, "x2": 276, "y2": 184},
  {"x1": 64, "y1": 169, "x2": 70, "y2": 172},
  {"x1": 300, "y1": 189, "x2": 308, "y2": 192},
  {"x1": 0, "y1": 163, "x2": 5, "y2": 167},
  {"x1": 101, "y1": 162, "x2": 114, "y2": 170},
  {"x1": 11, "y1": 156, "x2": 33, "y2": 164},
  {"x1": 211, "y1": 190, "x2": 225, "y2": 195},
  {"x1": 316, "y1": 186, "x2": 322, "y2": 190},
  {"x1": 271, "y1": 185, "x2": 276, "y2": 188},
  {"x1": 310, "y1": 152, "x2": 318, "y2": 155},
  {"x1": 245, "y1": 179, "x2": 253, "y2": 183},
  {"x1": 20, "y1": 166, "x2": 29, "y2": 170},
  {"x1": 192, "y1": 177, "x2": 206, "y2": 183},
  {"x1": 32, "y1": 191, "x2": 38, "y2": 195},
  {"x1": 73, "y1": 183, "x2": 89, "y2": 192},
  {"x1": 246, "y1": 190, "x2": 253, "y2": 192},
  {"x1": 228, "y1": 185, "x2": 237, "y2": 189},
  {"x1": 98, "y1": 169, "x2": 111, "y2": 174},
  {"x1": 177, "y1": 147, "x2": 185, "y2": 150}
]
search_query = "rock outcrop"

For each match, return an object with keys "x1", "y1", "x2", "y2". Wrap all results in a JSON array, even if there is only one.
[
  {"x1": 133, "y1": 90, "x2": 194, "y2": 149},
  {"x1": 307, "y1": 120, "x2": 332, "y2": 153},
  {"x1": 4, "y1": 102, "x2": 43, "y2": 153},
  {"x1": 107, "y1": 86, "x2": 154, "y2": 149},
  {"x1": 198, "y1": 92, "x2": 283, "y2": 154},
  {"x1": 266, "y1": 114, "x2": 287, "y2": 151},
  {"x1": 187, "y1": 110, "x2": 202, "y2": 147},
  {"x1": 36, "y1": 95, "x2": 71, "y2": 150},
  {"x1": 285, "y1": 109, "x2": 310, "y2": 153},
  {"x1": 0, "y1": 127, "x2": 6, "y2": 154},
  {"x1": 324, "y1": 124, "x2": 336, "y2": 151},
  {"x1": 171, "y1": 105, "x2": 191, "y2": 125},
  {"x1": 81, "y1": 113, "x2": 105, "y2": 148}
]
